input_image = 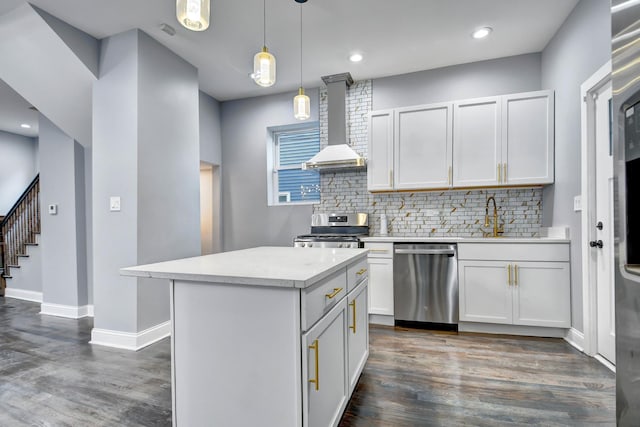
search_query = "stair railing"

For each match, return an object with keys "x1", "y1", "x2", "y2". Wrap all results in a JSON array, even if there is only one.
[{"x1": 0, "y1": 174, "x2": 40, "y2": 289}]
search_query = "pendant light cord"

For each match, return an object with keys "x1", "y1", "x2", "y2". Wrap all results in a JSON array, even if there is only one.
[
  {"x1": 300, "y1": 3, "x2": 303, "y2": 88},
  {"x1": 263, "y1": 0, "x2": 266, "y2": 47}
]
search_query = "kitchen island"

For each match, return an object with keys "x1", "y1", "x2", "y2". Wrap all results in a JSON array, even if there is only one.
[{"x1": 121, "y1": 246, "x2": 369, "y2": 427}]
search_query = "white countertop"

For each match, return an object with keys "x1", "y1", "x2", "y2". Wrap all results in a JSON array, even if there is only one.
[
  {"x1": 120, "y1": 246, "x2": 368, "y2": 289},
  {"x1": 362, "y1": 236, "x2": 570, "y2": 243}
]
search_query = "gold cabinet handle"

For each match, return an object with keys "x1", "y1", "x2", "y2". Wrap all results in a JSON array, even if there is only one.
[
  {"x1": 325, "y1": 287, "x2": 343, "y2": 299},
  {"x1": 349, "y1": 300, "x2": 357, "y2": 333},
  {"x1": 514, "y1": 264, "x2": 518, "y2": 286},
  {"x1": 356, "y1": 268, "x2": 367, "y2": 276},
  {"x1": 308, "y1": 339, "x2": 319, "y2": 391},
  {"x1": 503, "y1": 163, "x2": 507, "y2": 183},
  {"x1": 448, "y1": 166, "x2": 452, "y2": 186},
  {"x1": 507, "y1": 264, "x2": 512, "y2": 286},
  {"x1": 498, "y1": 163, "x2": 502, "y2": 183}
]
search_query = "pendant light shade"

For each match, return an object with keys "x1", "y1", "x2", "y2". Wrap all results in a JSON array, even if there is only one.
[
  {"x1": 176, "y1": 0, "x2": 210, "y2": 31},
  {"x1": 294, "y1": 87, "x2": 311, "y2": 120},
  {"x1": 253, "y1": 47, "x2": 276, "y2": 87},
  {"x1": 252, "y1": 0, "x2": 276, "y2": 87}
]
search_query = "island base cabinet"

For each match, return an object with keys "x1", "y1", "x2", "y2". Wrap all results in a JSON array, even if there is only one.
[
  {"x1": 368, "y1": 257, "x2": 394, "y2": 316},
  {"x1": 302, "y1": 299, "x2": 348, "y2": 427},
  {"x1": 347, "y1": 279, "x2": 369, "y2": 394},
  {"x1": 172, "y1": 281, "x2": 302, "y2": 427}
]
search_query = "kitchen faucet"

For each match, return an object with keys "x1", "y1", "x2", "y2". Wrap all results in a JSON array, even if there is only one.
[{"x1": 484, "y1": 196, "x2": 504, "y2": 238}]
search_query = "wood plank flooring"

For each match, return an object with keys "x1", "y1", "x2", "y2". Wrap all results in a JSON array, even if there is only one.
[{"x1": 1, "y1": 297, "x2": 615, "y2": 426}]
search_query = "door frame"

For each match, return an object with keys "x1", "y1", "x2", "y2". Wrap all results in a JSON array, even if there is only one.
[{"x1": 580, "y1": 60, "x2": 615, "y2": 371}]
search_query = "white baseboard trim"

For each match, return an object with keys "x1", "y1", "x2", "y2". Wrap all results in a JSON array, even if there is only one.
[
  {"x1": 4, "y1": 288, "x2": 43, "y2": 303},
  {"x1": 369, "y1": 314, "x2": 394, "y2": 326},
  {"x1": 90, "y1": 321, "x2": 171, "y2": 351},
  {"x1": 87, "y1": 304, "x2": 94, "y2": 317},
  {"x1": 40, "y1": 303, "x2": 92, "y2": 319},
  {"x1": 459, "y1": 322, "x2": 567, "y2": 338},
  {"x1": 594, "y1": 354, "x2": 616, "y2": 373},
  {"x1": 564, "y1": 327, "x2": 585, "y2": 352}
]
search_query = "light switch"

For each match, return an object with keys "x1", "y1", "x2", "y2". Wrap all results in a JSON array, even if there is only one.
[
  {"x1": 573, "y1": 195, "x2": 582, "y2": 212},
  {"x1": 48, "y1": 204, "x2": 57, "y2": 215},
  {"x1": 110, "y1": 196, "x2": 121, "y2": 212}
]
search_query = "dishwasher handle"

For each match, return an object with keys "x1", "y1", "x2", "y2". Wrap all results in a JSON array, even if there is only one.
[{"x1": 394, "y1": 248, "x2": 455, "y2": 256}]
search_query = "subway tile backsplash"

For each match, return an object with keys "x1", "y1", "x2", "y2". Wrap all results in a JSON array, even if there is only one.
[{"x1": 313, "y1": 80, "x2": 543, "y2": 238}]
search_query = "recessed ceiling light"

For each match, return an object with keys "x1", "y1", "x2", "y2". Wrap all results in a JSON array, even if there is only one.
[
  {"x1": 472, "y1": 27, "x2": 492, "y2": 39},
  {"x1": 349, "y1": 53, "x2": 363, "y2": 63},
  {"x1": 20, "y1": 123, "x2": 31, "y2": 129}
]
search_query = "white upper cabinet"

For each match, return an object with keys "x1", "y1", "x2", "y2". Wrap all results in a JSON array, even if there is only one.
[
  {"x1": 367, "y1": 110, "x2": 394, "y2": 191},
  {"x1": 367, "y1": 89, "x2": 555, "y2": 192},
  {"x1": 501, "y1": 90, "x2": 554, "y2": 185},
  {"x1": 452, "y1": 96, "x2": 502, "y2": 187},
  {"x1": 394, "y1": 103, "x2": 453, "y2": 189}
]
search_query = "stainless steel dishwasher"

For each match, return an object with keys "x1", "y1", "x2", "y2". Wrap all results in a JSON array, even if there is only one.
[{"x1": 393, "y1": 243, "x2": 458, "y2": 328}]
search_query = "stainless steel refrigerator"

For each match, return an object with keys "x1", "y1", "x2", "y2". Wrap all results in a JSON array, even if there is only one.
[{"x1": 613, "y1": 2, "x2": 640, "y2": 424}]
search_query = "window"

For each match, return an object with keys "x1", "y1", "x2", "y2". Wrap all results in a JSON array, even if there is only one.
[{"x1": 268, "y1": 123, "x2": 320, "y2": 205}]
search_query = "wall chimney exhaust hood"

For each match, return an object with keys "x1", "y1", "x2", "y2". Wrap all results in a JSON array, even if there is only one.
[{"x1": 302, "y1": 73, "x2": 366, "y2": 171}]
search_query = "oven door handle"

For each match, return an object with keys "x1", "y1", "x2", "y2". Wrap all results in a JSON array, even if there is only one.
[{"x1": 394, "y1": 248, "x2": 455, "y2": 256}]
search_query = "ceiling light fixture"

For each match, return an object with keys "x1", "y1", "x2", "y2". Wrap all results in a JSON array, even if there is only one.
[
  {"x1": 472, "y1": 27, "x2": 492, "y2": 39},
  {"x1": 294, "y1": 0, "x2": 310, "y2": 120},
  {"x1": 20, "y1": 123, "x2": 31, "y2": 129},
  {"x1": 176, "y1": 0, "x2": 210, "y2": 31},
  {"x1": 349, "y1": 53, "x2": 363, "y2": 63},
  {"x1": 252, "y1": 0, "x2": 276, "y2": 87}
]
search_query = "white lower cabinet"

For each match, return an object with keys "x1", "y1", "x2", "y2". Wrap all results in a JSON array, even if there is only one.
[
  {"x1": 302, "y1": 262, "x2": 369, "y2": 427},
  {"x1": 302, "y1": 299, "x2": 348, "y2": 427},
  {"x1": 458, "y1": 243, "x2": 570, "y2": 329},
  {"x1": 347, "y1": 279, "x2": 369, "y2": 394},
  {"x1": 365, "y1": 243, "x2": 394, "y2": 317}
]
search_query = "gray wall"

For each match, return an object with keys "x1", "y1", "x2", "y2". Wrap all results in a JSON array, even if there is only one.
[
  {"x1": 372, "y1": 53, "x2": 542, "y2": 110},
  {"x1": 541, "y1": 0, "x2": 611, "y2": 332},
  {"x1": 136, "y1": 31, "x2": 201, "y2": 331},
  {"x1": 39, "y1": 115, "x2": 88, "y2": 307},
  {"x1": 200, "y1": 91, "x2": 222, "y2": 166},
  {"x1": 93, "y1": 29, "x2": 200, "y2": 334},
  {"x1": 221, "y1": 90, "x2": 319, "y2": 250},
  {"x1": 0, "y1": 130, "x2": 38, "y2": 215}
]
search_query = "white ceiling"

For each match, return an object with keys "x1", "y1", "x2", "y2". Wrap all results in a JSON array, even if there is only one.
[{"x1": 0, "y1": 0, "x2": 580, "y2": 138}]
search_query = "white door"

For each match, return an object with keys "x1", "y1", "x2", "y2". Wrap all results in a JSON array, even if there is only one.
[
  {"x1": 458, "y1": 260, "x2": 512, "y2": 324},
  {"x1": 367, "y1": 110, "x2": 394, "y2": 191},
  {"x1": 452, "y1": 97, "x2": 501, "y2": 187},
  {"x1": 594, "y1": 82, "x2": 615, "y2": 364},
  {"x1": 394, "y1": 103, "x2": 453, "y2": 189},
  {"x1": 502, "y1": 90, "x2": 555, "y2": 185}
]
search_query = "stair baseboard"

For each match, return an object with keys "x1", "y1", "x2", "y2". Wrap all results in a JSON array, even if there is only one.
[
  {"x1": 24, "y1": 242, "x2": 38, "y2": 246},
  {"x1": 7, "y1": 265, "x2": 20, "y2": 268},
  {"x1": 17, "y1": 254, "x2": 29, "y2": 258},
  {"x1": 4, "y1": 288, "x2": 43, "y2": 303}
]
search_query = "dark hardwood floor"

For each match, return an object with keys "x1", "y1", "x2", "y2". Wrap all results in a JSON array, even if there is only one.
[{"x1": 1, "y1": 297, "x2": 615, "y2": 426}]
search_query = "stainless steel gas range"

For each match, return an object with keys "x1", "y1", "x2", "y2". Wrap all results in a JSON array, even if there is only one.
[{"x1": 294, "y1": 213, "x2": 369, "y2": 248}]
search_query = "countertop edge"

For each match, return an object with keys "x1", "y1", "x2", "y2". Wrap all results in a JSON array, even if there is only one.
[{"x1": 120, "y1": 248, "x2": 368, "y2": 289}]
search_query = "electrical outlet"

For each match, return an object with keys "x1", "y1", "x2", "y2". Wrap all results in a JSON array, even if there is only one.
[
  {"x1": 573, "y1": 195, "x2": 582, "y2": 212},
  {"x1": 48, "y1": 204, "x2": 57, "y2": 215},
  {"x1": 110, "y1": 196, "x2": 121, "y2": 212}
]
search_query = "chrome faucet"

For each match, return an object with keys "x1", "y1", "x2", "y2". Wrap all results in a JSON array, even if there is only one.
[{"x1": 484, "y1": 196, "x2": 504, "y2": 238}]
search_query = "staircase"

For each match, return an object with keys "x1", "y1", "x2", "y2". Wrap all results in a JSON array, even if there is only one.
[{"x1": 0, "y1": 175, "x2": 40, "y2": 297}]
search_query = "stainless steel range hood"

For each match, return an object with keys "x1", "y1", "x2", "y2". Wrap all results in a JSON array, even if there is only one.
[{"x1": 302, "y1": 73, "x2": 366, "y2": 171}]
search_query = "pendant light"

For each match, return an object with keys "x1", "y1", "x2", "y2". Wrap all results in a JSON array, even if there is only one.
[
  {"x1": 176, "y1": 0, "x2": 210, "y2": 31},
  {"x1": 252, "y1": 0, "x2": 276, "y2": 87},
  {"x1": 294, "y1": 0, "x2": 310, "y2": 120}
]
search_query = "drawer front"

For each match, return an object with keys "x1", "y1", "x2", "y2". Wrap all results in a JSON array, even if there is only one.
[
  {"x1": 347, "y1": 257, "x2": 369, "y2": 292},
  {"x1": 365, "y1": 242, "x2": 394, "y2": 258},
  {"x1": 302, "y1": 269, "x2": 347, "y2": 331},
  {"x1": 457, "y1": 242, "x2": 570, "y2": 262}
]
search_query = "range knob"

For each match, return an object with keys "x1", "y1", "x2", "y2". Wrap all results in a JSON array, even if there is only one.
[
  {"x1": 308, "y1": 242, "x2": 313, "y2": 248},
  {"x1": 338, "y1": 243, "x2": 344, "y2": 248}
]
